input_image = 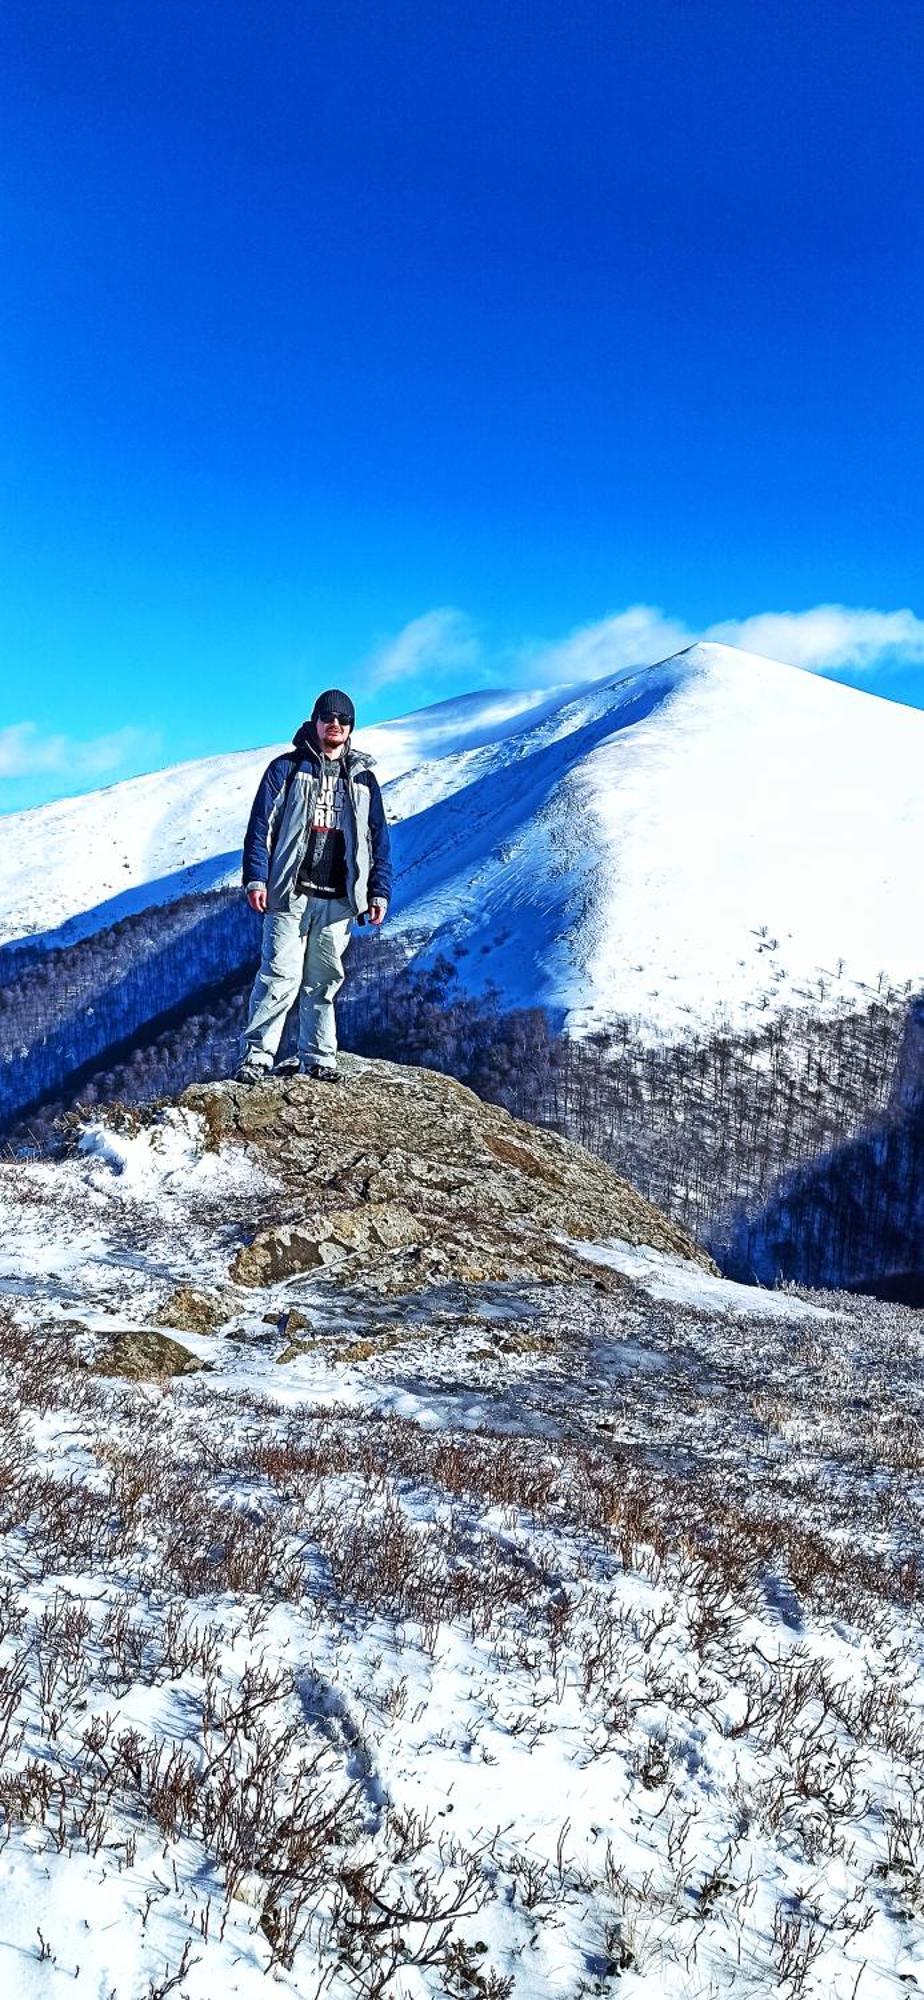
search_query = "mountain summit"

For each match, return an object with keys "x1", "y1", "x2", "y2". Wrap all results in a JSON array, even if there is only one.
[{"x1": 383, "y1": 640, "x2": 924, "y2": 1035}]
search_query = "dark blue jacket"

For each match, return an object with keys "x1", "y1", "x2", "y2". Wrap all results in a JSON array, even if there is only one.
[{"x1": 243, "y1": 722, "x2": 393, "y2": 916}]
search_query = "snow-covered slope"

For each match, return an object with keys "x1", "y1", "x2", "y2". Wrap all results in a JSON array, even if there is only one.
[
  {"x1": 2, "y1": 643, "x2": 922, "y2": 1039},
  {"x1": 385, "y1": 642, "x2": 924, "y2": 1035},
  {"x1": 0, "y1": 684, "x2": 575, "y2": 953}
]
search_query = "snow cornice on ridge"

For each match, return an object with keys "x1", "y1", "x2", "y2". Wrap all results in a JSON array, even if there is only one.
[{"x1": 649, "y1": 638, "x2": 814, "y2": 679}]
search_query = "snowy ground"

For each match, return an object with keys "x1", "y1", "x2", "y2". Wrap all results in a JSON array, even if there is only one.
[{"x1": 0, "y1": 1112, "x2": 922, "y2": 1996}]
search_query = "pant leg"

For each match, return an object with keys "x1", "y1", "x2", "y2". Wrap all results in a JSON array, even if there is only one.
[
  {"x1": 243, "y1": 904, "x2": 309, "y2": 1066},
  {"x1": 298, "y1": 897, "x2": 354, "y2": 1070}
]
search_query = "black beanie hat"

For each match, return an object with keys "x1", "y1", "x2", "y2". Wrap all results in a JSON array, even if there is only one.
[{"x1": 311, "y1": 688, "x2": 355, "y2": 729}]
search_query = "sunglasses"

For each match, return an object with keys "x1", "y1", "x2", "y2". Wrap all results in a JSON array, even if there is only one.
[{"x1": 319, "y1": 714, "x2": 351, "y2": 727}]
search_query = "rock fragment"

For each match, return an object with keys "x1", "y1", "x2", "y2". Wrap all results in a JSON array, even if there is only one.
[{"x1": 94, "y1": 1330, "x2": 206, "y2": 1379}]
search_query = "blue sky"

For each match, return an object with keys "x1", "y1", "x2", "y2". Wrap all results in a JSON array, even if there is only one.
[{"x1": 3, "y1": 0, "x2": 923, "y2": 811}]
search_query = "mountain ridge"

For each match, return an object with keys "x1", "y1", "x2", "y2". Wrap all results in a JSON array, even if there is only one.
[{"x1": 2, "y1": 642, "x2": 922, "y2": 1042}]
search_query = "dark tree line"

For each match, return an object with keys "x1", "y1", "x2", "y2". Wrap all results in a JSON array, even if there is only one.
[
  {"x1": 719, "y1": 1103, "x2": 924, "y2": 1298},
  {"x1": 0, "y1": 891, "x2": 260, "y2": 1124},
  {"x1": 715, "y1": 994, "x2": 924, "y2": 1293}
]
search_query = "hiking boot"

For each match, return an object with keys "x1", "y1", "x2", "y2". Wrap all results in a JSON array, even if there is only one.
[
  {"x1": 236, "y1": 1058, "x2": 271, "y2": 1085},
  {"x1": 273, "y1": 1055, "x2": 301, "y2": 1077},
  {"x1": 304, "y1": 1063, "x2": 339, "y2": 1083}
]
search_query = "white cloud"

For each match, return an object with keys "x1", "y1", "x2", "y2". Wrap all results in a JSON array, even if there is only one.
[
  {"x1": 704, "y1": 605, "x2": 924, "y2": 675},
  {"x1": 358, "y1": 601, "x2": 924, "y2": 706},
  {"x1": 518, "y1": 605, "x2": 693, "y2": 687},
  {"x1": 516, "y1": 601, "x2": 924, "y2": 689},
  {"x1": 362, "y1": 608, "x2": 482, "y2": 693},
  {"x1": 0, "y1": 723, "x2": 156, "y2": 782}
]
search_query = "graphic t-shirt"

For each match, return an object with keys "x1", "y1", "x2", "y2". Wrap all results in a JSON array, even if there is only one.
[{"x1": 296, "y1": 757, "x2": 348, "y2": 897}]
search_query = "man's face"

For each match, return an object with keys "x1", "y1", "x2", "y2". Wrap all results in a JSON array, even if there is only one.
[{"x1": 316, "y1": 714, "x2": 350, "y2": 756}]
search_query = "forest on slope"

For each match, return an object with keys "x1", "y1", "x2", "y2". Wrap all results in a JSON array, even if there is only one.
[{"x1": 0, "y1": 891, "x2": 260, "y2": 1124}]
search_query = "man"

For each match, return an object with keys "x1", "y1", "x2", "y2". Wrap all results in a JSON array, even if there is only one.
[{"x1": 236, "y1": 689, "x2": 392, "y2": 1083}]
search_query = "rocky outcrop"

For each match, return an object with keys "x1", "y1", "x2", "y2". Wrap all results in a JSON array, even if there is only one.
[
  {"x1": 156, "y1": 1286, "x2": 231, "y2": 1334},
  {"x1": 94, "y1": 1330, "x2": 206, "y2": 1379},
  {"x1": 183, "y1": 1055, "x2": 714, "y2": 1298}
]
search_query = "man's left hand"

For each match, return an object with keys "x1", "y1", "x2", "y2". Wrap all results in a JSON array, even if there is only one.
[{"x1": 368, "y1": 899, "x2": 387, "y2": 927}]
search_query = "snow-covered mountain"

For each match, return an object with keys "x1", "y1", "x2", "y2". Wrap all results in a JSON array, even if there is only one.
[
  {"x1": 2, "y1": 642, "x2": 922, "y2": 1039},
  {"x1": 384, "y1": 642, "x2": 924, "y2": 1036},
  {"x1": 0, "y1": 683, "x2": 577, "y2": 954}
]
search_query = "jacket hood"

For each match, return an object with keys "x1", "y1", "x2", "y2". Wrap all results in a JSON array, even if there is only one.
[{"x1": 292, "y1": 719, "x2": 375, "y2": 770}]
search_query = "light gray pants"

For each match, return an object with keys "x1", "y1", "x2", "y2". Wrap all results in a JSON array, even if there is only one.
[{"x1": 243, "y1": 896, "x2": 354, "y2": 1073}]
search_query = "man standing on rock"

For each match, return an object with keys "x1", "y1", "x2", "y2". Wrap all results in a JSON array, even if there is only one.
[{"x1": 236, "y1": 689, "x2": 392, "y2": 1083}]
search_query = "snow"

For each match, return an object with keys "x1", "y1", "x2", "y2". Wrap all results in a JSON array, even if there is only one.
[
  {"x1": 0, "y1": 1111, "x2": 277, "y2": 1323},
  {"x1": 76, "y1": 1107, "x2": 275, "y2": 1203},
  {"x1": 1, "y1": 641, "x2": 923, "y2": 1038},
  {"x1": 566, "y1": 1236, "x2": 836, "y2": 1320}
]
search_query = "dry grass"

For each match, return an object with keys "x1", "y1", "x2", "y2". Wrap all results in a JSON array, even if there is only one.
[{"x1": 0, "y1": 1286, "x2": 922, "y2": 1995}]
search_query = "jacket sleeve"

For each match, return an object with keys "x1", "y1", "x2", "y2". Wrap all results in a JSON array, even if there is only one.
[
  {"x1": 242, "y1": 756, "x2": 292, "y2": 887},
  {"x1": 366, "y1": 774, "x2": 393, "y2": 905}
]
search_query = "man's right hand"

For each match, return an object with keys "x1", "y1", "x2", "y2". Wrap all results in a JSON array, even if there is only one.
[{"x1": 247, "y1": 886, "x2": 268, "y2": 914}]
